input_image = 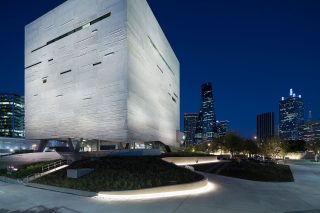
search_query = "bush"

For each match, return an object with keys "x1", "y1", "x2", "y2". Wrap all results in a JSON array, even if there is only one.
[{"x1": 34, "y1": 157, "x2": 204, "y2": 192}]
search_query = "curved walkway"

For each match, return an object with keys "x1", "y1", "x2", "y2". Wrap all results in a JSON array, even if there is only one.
[{"x1": 0, "y1": 161, "x2": 320, "y2": 213}]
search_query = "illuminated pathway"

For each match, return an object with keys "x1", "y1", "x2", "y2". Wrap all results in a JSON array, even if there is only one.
[{"x1": 1, "y1": 161, "x2": 320, "y2": 213}]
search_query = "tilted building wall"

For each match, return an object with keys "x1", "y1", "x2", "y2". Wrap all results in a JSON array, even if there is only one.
[{"x1": 25, "y1": 0, "x2": 179, "y2": 147}]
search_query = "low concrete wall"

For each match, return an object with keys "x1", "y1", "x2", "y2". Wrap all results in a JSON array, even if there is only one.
[
  {"x1": 163, "y1": 156, "x2": 219, "y2": 166},
  {"x1": 99, "y1": 178, "x2": 208, "y2": 196},
  {"x1": 67, "y1": 168, "x2": 94, "y2": 179},
  {"x1": 26, "y1": 182, "x2": 97, "y2": 197},
  {"x1": 0, "y1": 176, "x2": 21, "y2": 184}
]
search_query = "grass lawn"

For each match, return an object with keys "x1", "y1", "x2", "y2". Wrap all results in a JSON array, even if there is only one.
[
  {"x1": 33, "y1": 157, "x2": 204, "y2": 192},
  {"x1": 194, "y1": 161, "x2": 294, "y2": 182}
]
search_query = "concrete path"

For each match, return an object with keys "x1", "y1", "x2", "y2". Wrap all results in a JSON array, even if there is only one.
[{"x1": 0, "y1": 162, "x2": 320, "y2": 213}]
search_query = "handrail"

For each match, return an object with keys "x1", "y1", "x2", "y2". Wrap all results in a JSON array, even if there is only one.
[{"x1": 23, "y1": 159, "x2": 72, "y2": 183}]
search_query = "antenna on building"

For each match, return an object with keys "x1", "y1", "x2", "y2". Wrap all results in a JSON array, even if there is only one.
[{"x1": 290, "y1": 88, "x2": 293, "y2": 96}]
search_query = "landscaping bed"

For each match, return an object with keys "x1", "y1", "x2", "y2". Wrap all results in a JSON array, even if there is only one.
[
  {"x1": 2, "y1": 161, "x2": 57, "y2": 179},
  {"x1": 33, "y1": 157, "x2": 204, "y2": 192},
  {"x1": 193, "y1": 160, "x2": 294, "y2": 182}
]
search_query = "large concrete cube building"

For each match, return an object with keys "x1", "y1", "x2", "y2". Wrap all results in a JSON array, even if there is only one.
[{"x1": 25, "y1": 0, "x2": 180, "y2": 148}]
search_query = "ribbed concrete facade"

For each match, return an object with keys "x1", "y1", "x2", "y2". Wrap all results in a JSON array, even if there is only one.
[{"x1": 25, "y1": 0, "x2": 180, "y2": 147}]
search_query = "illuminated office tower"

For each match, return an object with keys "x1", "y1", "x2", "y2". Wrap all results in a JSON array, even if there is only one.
[
  {"x1": 184, "y1": 113, "x2": 198, "y2": 145},
  {"x1": 216, "y1": 120, "x2": 229, "y2": 138},
  {"x1": 279, "y1": 89, "x2": 304, "y2": 141},
  {"x1": 0, "y1": 94, "x2": 24, "y2": 138},
  {"x1": 194, "y1": 82, "x2": 217, "y2": 143}
]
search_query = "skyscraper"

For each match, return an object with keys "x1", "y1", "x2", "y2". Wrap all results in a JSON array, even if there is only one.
[
  {"x1": 279, "y1": 89, "x2": 304, "y2": 141},
  {"x1": 0, "y1": 94, "x2": 24, "y2": 138},
  {"x1": 299, "y1": 121, "x2": 320, "y2": 142},
  {"x1": 195, "y1": 82, "x2": 216, "y2": 143},
  {"x1": 256, "y1": 112, "x2": 275, "y2": 143},
  {"x1": 25, "y1": 0, "x2": 180, "y2": 149},
  {"x1": 216, "y1": 120, "x2": 229, "y2": 138},
  {"x1": 184, "y1": 113, "x2": 198, "y2": 145}
]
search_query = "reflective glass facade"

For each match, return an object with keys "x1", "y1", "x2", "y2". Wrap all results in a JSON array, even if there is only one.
[
  {"x1": 257, "y1": 112, "x2": 275, "y2": 143},
  {"x1": 184, "y1": 113, "x2": 198, "y2": 145},
  {"x1": 0, "y1": 94, "x2": 24, "y2": 138},
  {"x1": 216, "y1": 120, "x2": 229, "y2": 138},
  {"x1": 279, "y1": 89, "x2": 304, "y2": 140},
  {"x1": 195, "y1": 82, "x2": 217, "y2": 143},
  {"x1": 299, "y1": 121, "x2": 320, "y2": 142}
]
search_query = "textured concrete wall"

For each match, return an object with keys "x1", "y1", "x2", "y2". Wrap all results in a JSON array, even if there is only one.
[
  {"x1": 127, "y1": 0, "x2": 180, "y2": 147},
  {"x1": 25, "y1": 0, "x2": 128, "y2": 142},
  {"x1": 25, "y1": 0, "x2": 179, "y2": 147}
]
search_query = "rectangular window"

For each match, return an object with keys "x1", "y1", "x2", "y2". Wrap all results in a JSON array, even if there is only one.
[
  {"x1": 60, "y1": 70, "x2": 72, "y2": 75},
  {"x1": 104, "y1": 52, "x2": 115, "y2": 57},
  {"x1": 48, "y1": 59, "x2": 53, "y2": 62},
  {"x1": 148, "y1": 36, "x2": 174, "y2": 76},
  {"x1": 157, "y1": 65, "x2": 164, "y2": 74},
  {"x1": 93, "y1": 62, "x2": 102, "y2": 66},
  {"x1": 172, "y1": 97, "x2": 177, "y2": 103},
  {"x1": 82, "y1": 97, "x2": 92, "y2": 100},
  {"x1": 31, "y1": 12, "x2": 111, "y2": 53},
  {"x1": 25, "y1": 61, "x2": 42, "y2": 69}
]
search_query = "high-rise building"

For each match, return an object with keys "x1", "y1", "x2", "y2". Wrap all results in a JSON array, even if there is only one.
[
  {"x1": 216, "y1": 120, "x2": 229, "y2": 138},
  {"x1": 184, "y1": 113, "x2": 198, "y2": 145},
  {"x1": 299, "y1": 121, "x2": 320, "y2": 142},
  {"x1": 279, "y1": 89, "x2": 304, "y2": 140},
  {"x1": 195, "y1": 82, "x2": 216, "y2": 143},
  {"x1": 256, "y1": 112, "x2": 275, "y2": 143},
  {"x1": 0, "y1": 94, "x2": 24, "y2": 138},
  {"x1": 25, "y1": 0, "x2": 180, "y2": 149}
]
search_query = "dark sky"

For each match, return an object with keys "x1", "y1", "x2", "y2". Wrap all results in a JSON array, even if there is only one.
[{"x1": 1, "y1": 0, "x2": 320, "y2": 138}]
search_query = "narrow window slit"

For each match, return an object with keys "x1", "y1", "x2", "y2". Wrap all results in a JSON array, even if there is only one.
[
  {"x1": 93, "y1": 62, "x2": 102, "y2": 66},
  {"x1": 60, "y1": 70, "x2": 72, "y2": 75}
]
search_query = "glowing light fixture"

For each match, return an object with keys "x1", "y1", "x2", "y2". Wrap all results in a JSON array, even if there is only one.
[{"x1": 95, "y1": 182, "x2": 215, "y2": 201}]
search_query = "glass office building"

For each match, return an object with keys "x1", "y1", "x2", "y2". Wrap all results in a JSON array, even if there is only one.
[
  {"x1": 195, "y1": 82, "x2": 217, "y2": 143},
  {"x1": 279, "y1": 89, "x2": 304, "y2": 141},
  {"x1": 184, "y1": 113, "x2": 198, "y2": 145},
  {"x1": 299, "y1": 121, "x2": 320, "y2": 142},
  {"x1": 256, "y1": 112, "x2": 275, "y2": 143},
  {"x1": 216, "y1": 120, "x2": 229, "y2": 138},
  {"x1": 0, "y1": 94, "x2": 24, "y2": 138}
]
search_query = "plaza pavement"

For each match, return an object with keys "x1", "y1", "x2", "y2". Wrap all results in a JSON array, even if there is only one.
[{"x1": 0, "y1": 161, "x2": 320, "y2": 213}]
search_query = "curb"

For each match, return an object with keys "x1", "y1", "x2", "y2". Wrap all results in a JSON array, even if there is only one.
[
  {"x1": 25, "y1": 182, "x2": 97, "y2": 197},
  {"x1": 0, "y1": 176, "x2": 22, "y2": 184}
]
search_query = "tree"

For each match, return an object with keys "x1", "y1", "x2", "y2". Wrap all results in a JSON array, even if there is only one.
[
  {"x1": 306, "y1": 139, "x2": 320, "y2": 162},
  {"x1": 222, "y1": 133, "x2": 245, "y2": 158},
  {"x1": 243, "y1": 139, "x2": 259, "y2": 158},
  {"x1": 260, "y1": 137, "x2": 288, "y2": 160}
]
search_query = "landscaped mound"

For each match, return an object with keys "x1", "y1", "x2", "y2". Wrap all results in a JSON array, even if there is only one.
[
  {"x1": 33, "y1": 157, "x2": 204, "y2": 192},
  {"x1": 2, "y1": 161, "x2": 56, "y2": 179},
  {"x1": 194, "y1": 161, "x2": 294, "y2": 182}
]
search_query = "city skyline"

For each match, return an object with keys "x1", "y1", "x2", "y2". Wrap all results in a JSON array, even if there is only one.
[{"x1": 1, "y1": 0, "x2": 320, "y2": 138}]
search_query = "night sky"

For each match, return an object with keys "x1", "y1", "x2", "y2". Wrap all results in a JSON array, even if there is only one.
[{"x1": 1, "y1": 0, "x2": 320, "y2": 138}]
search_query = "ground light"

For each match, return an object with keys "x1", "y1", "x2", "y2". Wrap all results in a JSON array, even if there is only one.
[{"x1": 94, "y1": 181, "x2": 216, "y2": 201}]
